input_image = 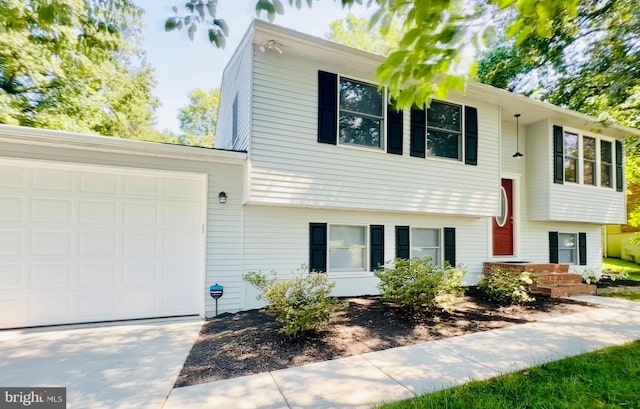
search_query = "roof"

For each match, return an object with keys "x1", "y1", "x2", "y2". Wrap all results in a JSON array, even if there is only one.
[{"x1": 250, "y1": 19, "x2": 640, "y2": 139}]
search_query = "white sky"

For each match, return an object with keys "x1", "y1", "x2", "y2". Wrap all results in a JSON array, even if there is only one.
[{"x1": 136, "y1": 0, "x2": 371, "y2": 133}]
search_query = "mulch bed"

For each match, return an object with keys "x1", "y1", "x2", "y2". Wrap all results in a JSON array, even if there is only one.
[
  {"x1": 175, "y1": 288, "x2": 597, "y2": 388},
  {"x1": 597, "y1": 278, "x2": 640, "y2": 288}
]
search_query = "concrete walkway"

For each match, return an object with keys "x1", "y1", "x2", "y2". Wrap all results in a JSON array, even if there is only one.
[
  {"x1": 163, "y1": 296, "x2": 640, "y2": 409},
  {"x1": 0, "y1": 318, "x2": 202, "y2": 409}
]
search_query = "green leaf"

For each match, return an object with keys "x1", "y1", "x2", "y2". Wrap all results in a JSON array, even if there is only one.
[
  {"x1": 399, "y1": 28, "x2": 421, "y2": 47},
  {"x1": 188, "y1": 23, "x2": 197, "y2": 41},
  {"x1": 195, "y1": 3, "x2": 205, "y2": 21},
  {"x1": 172, "y1": 5, "x2": 178, "y2": 14},
  {"x1": 164, "y1": 18, "x2": 177, "y2": 32},
  {"x1": 206, "y1": 1, "x2": 216, "y2": 18},
  {"x1": 273, "y1": 0, "x2": 285, "y2": 14},
  {"x1": 213, "y1": 19, "x2": 229, "y2": 36}
]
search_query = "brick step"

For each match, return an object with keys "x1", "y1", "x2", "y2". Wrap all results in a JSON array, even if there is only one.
[
  {"x1": 531, "y1": 283, "x2": 597, "y2": 298},
  {"x1": 532, "y1": 272, "x2": 583, "y2": 286}
]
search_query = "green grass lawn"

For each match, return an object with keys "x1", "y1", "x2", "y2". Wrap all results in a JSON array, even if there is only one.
[
  {"x1": 377, "y1": 341, "x2": 640, "y2": 409},
  {"x1": 603, "y1": 257, "x2": 640, "y2": 277},
  {"x1": 604, "y1": 292, "x2": 640, "y2": 302}
]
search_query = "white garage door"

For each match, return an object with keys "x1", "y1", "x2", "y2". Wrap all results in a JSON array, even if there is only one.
[{"x1": 0, "y1": 159, "x2": 206, "y2": 328}]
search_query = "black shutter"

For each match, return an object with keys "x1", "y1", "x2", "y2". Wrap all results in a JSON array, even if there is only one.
[
  {"x1": 318, "y1": 71, "x2": 337, "y2": 145},
  {"x1": 578, "y1": 232, "x2": 587, "y2": 266},
  {"x1": 309, "y1": 223, "x2": 327, "y2": 272},
  {"x1": 464, "y1": 106, "x2": 478, "y2": 166},
  {"x1": 410, "y1": 106, "x2": 426, "y2": 158},
  {"x1": 615, "y1": 140, "x2": 623, "y2": 192},
  {"x1": 387, "y1": 103, "x2": 403, "y2": 155},
  {"x1": 549, "y1": 231, "x2": 559, "y2": 263},
  {"x1": 395, "y1": 226, "x2": 410, "y2": 259},
  {"x1": 553, "y1": 125, "x2": 564, "y2": 184},
  {"x1": 444, "y1": 227, "x2": 456, "y2": 266},
  {"x1": 370, "y1": 225, "x2": 385, "y2": 271}
]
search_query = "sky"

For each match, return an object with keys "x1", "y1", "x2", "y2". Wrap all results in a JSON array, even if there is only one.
[{"x1": 135, "y1": 0, "x2": 371, "y2": 133}]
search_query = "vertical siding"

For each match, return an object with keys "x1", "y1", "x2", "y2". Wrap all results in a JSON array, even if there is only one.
[
  {"x1": 215, "y1": 38, "x2": 252, "y2": 151},
  {"x1": 0, "y1": 140, "x2": 246, "y2": 317},
  {"x1": 248, "y1": 48, "x2": 501, "y2": 216},
  {"x1": 241, "y1": 205, "x2": 490, "y2": 310}
]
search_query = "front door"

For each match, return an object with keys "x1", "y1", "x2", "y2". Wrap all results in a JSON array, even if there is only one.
[{"x1": 493, "y1": 178, "x2": 514, "y2": 256}]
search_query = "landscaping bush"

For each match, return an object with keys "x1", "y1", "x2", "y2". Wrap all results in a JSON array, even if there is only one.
[
  {"x1": 478, "y1": 267, "x2": 535, "y2": 305},
  {"x1": 243, "y1": 265, "x2": 346, "y2": 337},
  {"x1": 374, "y1": 257, "x2": 466, "y2": 312}
]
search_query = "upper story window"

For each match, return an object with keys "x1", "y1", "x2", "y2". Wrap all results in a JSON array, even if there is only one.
[
  {"x1": 563, "y1": 131, "x2": 579, "y2": 183},
  {"x1": 338, "y1": 77, "x2": 384, "y2": 150},
  {"x1": 427, "y1": 101, "x2": 462, "y2": 160},
  {"x1": 583, "y1": 136, "x2": 596, "y2": 186},
  {"x1": 328, "y1": 225, "x2": 367, "y2": 272},
  {"x1": 601, "y1": 140, "x2": 613, "y2": 188}
]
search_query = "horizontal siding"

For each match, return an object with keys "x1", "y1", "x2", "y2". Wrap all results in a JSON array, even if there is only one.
[
  {"x1": 525, "y1": 120, "x2": 551, "y2": 220},
  {"x1": 241, "y1": 205, "x2": 491, "y2": 310},
  {"x1": 249, "y1": 48, "x2": 501, "y2": 217},
  {"x1": 1, "y1": 140, "x2": 245, "y2": 317},
  {"x1": 549, "y1": 184, "x2": 626, "y2": 223},
  {"x1": 216, "y1": 40, "x2": 251, "y2": 151}
]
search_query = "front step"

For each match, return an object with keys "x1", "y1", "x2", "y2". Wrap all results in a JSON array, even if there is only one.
[
  {"x1": 532, "y1": 283, "x2": 597, "y2": 298},
  {"x1": 533, "y1": 272, "x2": 583, "y2": 286}
]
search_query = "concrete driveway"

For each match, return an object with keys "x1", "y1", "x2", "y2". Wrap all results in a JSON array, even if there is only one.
[{"x1": 0, "y1": 318, "x2": 202, "y2": 409}]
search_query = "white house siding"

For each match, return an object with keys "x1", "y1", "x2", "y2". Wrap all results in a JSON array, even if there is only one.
[
  {"x1": 248, "y1": 48, "x2": 501, "y2": 217},
  {"x1": 0, "y1": 131, "x2": 245, "y2": 317},
  {"x1": 240, "y1": 205, "x2": 490, "y2": 310},
  {"x1": 215, "y1": 32, "x2": 252, "y2": 151},
  {"x1": 525, "y1": 119, "x2": 552, "y2": 221}
]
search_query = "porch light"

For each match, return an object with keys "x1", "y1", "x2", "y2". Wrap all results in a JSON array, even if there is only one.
[
  {"x1": 218, "y1": 191, "x2": 227, "y2": 204},
  {"x1": 512, "y1": 113, "x2": 524, "y2": 158}
]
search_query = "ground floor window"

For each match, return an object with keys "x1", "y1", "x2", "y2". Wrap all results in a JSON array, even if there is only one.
[
  {"x1": 558, "y1": 233, "x2": 577, "y2": 264},
  {"x1": 329, "y1": 225, "x2": 367, "y2": 271},
  {"x1": 411, "y1": 228, "x2": 441, "y2": 264}
]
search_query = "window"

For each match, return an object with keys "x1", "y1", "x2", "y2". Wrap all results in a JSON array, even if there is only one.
[
  {"x1": 338, "y1": 77, "x2": 384, "y2": 149},
  {"x1": 411, "y1": 228, "x2": 440, "y2": 264},
  {"x1": 329, "y1": 225, "x2": 366, "y2": 271},
  {"x1": 583, "y1": 136, "x2": 596, "y2": 185},
  {"x1": 427, "y1": 101, "x2": 462, "y2": 160},
  {"x1": 601, "y1": 140, "x2": 613, "y2": 188},
  {"x1": 564, "y1": 131, "x2": 579, "y2": 183},
  {"x1": 558, "y1": 233, "x2": 577, "y2": 264}
]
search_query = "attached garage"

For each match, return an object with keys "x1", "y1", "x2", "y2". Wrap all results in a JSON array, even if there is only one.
[{"x1": 0, "y1": 158, "x2": 208, "y2": 328}]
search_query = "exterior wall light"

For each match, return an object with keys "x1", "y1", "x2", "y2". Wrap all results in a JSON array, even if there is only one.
[{"x1": 218, "y1": 191, "x2": 227, "y2": 204}]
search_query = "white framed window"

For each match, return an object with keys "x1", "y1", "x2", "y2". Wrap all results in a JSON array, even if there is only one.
[
  {"x1": 564, "y1": 131, "x2": 579, "y2": 183},
  {"x1": 338, "y1": 76, "x2": 385, "y2": 150},
  {"x1": 600, "y1": 140, "x2": 613, "y2": 188},
  {"x1": 329, "y1": 225, "x2": 367, "y2": 272},
  {"x1": 411, "y1": 228, "x2": 441, "y2": 264},
  {"x1": 427, "y1": 101, "x2": 462, "y2": 160},
  {"x1": 583, "y1": 136, "x2": 596, "y2": 186},
  {"x1": 558, "y1": 233, "x2": 577, "y2": 264}
]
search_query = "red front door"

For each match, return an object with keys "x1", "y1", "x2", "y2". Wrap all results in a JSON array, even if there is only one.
[{"x1": 493, "y1": 179, "x2": 514, "y2": 256}]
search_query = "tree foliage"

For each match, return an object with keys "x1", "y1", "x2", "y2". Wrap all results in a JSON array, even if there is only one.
[
  {"x1": 167, "y1": 0, "x2": 581, "y2": 109},
  {"x1": 0, "y1": 0, "x2": 165, "y2": 141},
  {"x1": 327, "y1": 12, "x2": 400, "y2": 56},
  {"x1": 177, "y1": 87, "x2": 220, "y2": 147}
]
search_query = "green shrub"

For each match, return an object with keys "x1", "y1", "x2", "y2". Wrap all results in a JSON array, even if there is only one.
[
  {"x1": 243, "y1": 265, "x2": 346, "y2": 337},
  {"x1": 374, "y1": 257, "x2": 466, "y2": 312},
  {"x1": 478, "y1": 267, "x2": 535, "y2": 305}
]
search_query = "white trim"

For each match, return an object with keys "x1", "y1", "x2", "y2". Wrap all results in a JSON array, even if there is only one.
[{"x1": 489, "y1": 174, "x2": 521, "y2": 260}]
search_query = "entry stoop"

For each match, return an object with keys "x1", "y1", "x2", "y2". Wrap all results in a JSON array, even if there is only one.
[{"x1": 483, "y1": 262, "x2": 597, "y2": 298}]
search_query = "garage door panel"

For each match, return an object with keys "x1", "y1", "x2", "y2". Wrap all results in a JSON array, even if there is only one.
[
  {"x1": 79, "y1": 201, "x2": 118, "y2": 224},
  {"x1": 80, "y1": 173, "x2": 118, "y2": 194},
  {"x1": 0, "y1": 231, "x2": 22, "y2": 255},
  {"x1": 32, "y1": 169, "x2": 73, "y2": 191},
  {"x1": 30, "y1": 264, "x2": 72, "y2": 289},
  {"x1": 0, "y1": 264, "x2": 22, "y2": 289},
  {"x1": 78, "y1": 232, "x2": 117, "y2": 256},
  {"x1": 77, "y1": 263, "x2": 117, "y2": 289},
  {"x1": 124, "y1": 175, "x2": 159, "y2": 197},
  {"x1": 31, "y1": 199, "x2": 73, "y2": 223},
  {"x1": 0, "y1": 197, "x2": 22, "y2": 221},
  {"x1": 30, "y1": 231, "x2": 72, "y2": 256},
  {"x1": 123, "y1": 203, "x2": 158, "y2": 225},
  {"x1": 0, "y1": 159, "x2": 204, "y2": 328}
]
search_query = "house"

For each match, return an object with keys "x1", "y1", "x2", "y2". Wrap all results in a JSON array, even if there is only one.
[{"x1": 1, "y1": 20, "x2": 638, "y2": 329}]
